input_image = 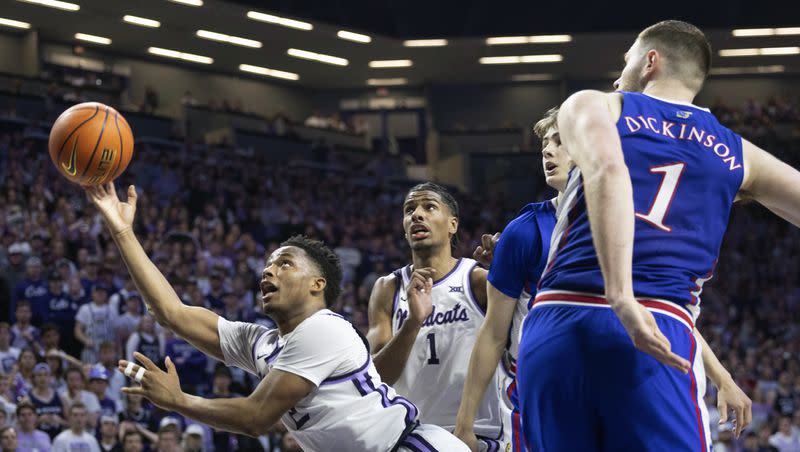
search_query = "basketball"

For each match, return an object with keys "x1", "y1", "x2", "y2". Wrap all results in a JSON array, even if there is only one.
[{"x1": 48, "y1": 102, "x2": 134, "y2": 186}]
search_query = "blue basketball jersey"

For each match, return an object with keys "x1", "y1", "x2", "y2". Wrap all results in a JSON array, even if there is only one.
[{"x1": 538, "y1": 91, "x2": 744, "y2": 315}]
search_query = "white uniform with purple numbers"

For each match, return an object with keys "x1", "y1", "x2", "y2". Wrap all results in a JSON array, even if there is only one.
[
  {"x1": 218, "y1": 309, "x2": 468, "y2": 452},
  {"x1": 391, "y1": 258, "x2": 504, "y2": 451}
]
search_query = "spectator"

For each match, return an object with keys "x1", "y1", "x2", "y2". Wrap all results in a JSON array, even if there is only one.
[
  {"x1": 98, "y1": 415, "x2": 120, "y2": 452},
  {"x1": 118, "y1": 394, "x2": 152, "y2": 433},
  {"x1": 58, "y1": 368, "x2": 100, "y2": 430},
  {"x1": 0, "y1": 324, "x2": 19, "y2": 374},
  {"x1": 155, "y1": 423, "x2": 180, "y2": 452},
  {"x1": 772, "y1": 372, "x2": 797, "y2": 417},
  {"x1": 43, "y1": 351, "x2": 67, "y2": 392},
  {"x1": 27, "y1": 363, "x2": 64, "y2": 439},
  {"x1": 208, "y1": 365, "x2": 242, "y2": 451},
  {"x1": 52, "y1": 403, "x2": 100, "y2": 452},
  {"x1": 0, "y1": 242, "x2": 31, "y2": 312},
  {"x1": 280, "y1": 432, "x2": 303, "y2": 452},
  {"x1": 11, "y1": 301, "x2": 40, "y2": 352},
  {"x1": 15, "y1": 401, "x2": 51, "y2": 452},
  {"x1": 114, "y1": 294, "x2": 143, "y2": 345},
  {"x1": 182, "y1": 424, "x2": 204, "y2": 452},
  {"x1": 163, "y1": 330, "x2": 206, "y2": 395},
  {"x1": 12, "y1": 257, "x2": 47, "y2": 321},
  {"x1": 0, "y1": 406, "x2": 6, "y2": 429},
  {"x1": 87, "y1": 365, "x2": 119, "y2": 418},
  {"x1": 96, "y1": 342, "x2": 125, "y2": 407},
  {"x1": 12, "y1": 348, "x2": 36, "y2": 400},
  {"x1": 120, "y1": 429, "x2": 143, "y2": 452},
  {"x1": 770, "y1": 416, "x2": 800, "y2": 452},
  {"x1": 75, "y1": 285, "x2": 117, "y2": 363},
  {"x1": 125, "y1": 315, "x2": 162, "y2": 367},
  {"x1": 0, "y1": 426, "x2": 17, "y2": 452},
  {"x1": 141, "y1": 86, "x2": 159, "y2": 115},
  {"x1": 304, "y1": 110, "x2": 328, "y2": 129}
]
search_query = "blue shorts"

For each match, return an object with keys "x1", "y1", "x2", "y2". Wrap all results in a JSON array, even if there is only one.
[{"x1": 517, "y1": 293, "x2": 709, "y2": 452}]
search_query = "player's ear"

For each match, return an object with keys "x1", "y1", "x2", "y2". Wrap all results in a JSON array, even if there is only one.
[
  {"x1": 449, "y1": 216, "x2": 458, "y2": 235},
  {"x1": 310, "y1": 276, "x2": 327, "y2": 296}
]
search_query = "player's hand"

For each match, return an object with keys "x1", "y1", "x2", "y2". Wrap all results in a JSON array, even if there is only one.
[
  {"x1": 718, "y1": 379, "x2": 752, "y2": 438},
  {"x1": 612, "y1": 299, "x2": 691, "y2": 373},
  {"x1": 407, "y1": 268, "x2": 435, "y2": 326},
  {"x1": 453, "y1": 425, "x2": 479, "y2": 452},
  {"x1": 84, "y1": 183, "x2": 138, "y2": 235},
  {"x1": 119, "y1": 352, "x2": 185, "y2": 411},
  {"x1": 472, "y1": 233, "x2": 500, "y2": 268}
]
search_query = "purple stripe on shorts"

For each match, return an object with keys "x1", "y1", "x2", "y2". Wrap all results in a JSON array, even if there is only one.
[{"x1": 405, "y1": 433, "x2": 438, "y2": 452}]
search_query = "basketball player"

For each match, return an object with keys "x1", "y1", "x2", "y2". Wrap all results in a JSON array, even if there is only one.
[
  {"x1": 84, "y1": 182, "x2": 468, "y2": 452},
  {"x1": 455, "y1": 107, "x2": 752, "y2": 451},
  {"x1": 517, "y1": 20, "x2": 800, "y2": 451},
  {"x1": 367, "y1": 183, "x2": 504, "y2": 451}
]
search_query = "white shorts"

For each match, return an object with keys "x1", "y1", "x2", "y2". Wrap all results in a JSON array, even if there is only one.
[{"x1": 397, "y1": 423, "x2": 470, "y2": 452}]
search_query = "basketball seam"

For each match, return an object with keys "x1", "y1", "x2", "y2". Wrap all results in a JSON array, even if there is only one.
[
  {"x1": 80, "y1": 106, "x2": 110, "y2": 178},
  {"x1": 55, "y1": 105, "x2": 99, "y2": 164},
  {"x1": 106, "y1": 111, "x2": 124, "y2": 184}
]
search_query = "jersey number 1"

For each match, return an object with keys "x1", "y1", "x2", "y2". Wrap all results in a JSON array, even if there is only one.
[
  {"x1": 426, "y1": 332, "x2": 440, "y2": 365},
  {"x1": 635, "y1": 163, "x2": 685, "y2": 232}
]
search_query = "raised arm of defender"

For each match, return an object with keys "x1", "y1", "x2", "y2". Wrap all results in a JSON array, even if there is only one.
[{"x1": 85, "y1": 183, "x2": 223, "y2": 360}]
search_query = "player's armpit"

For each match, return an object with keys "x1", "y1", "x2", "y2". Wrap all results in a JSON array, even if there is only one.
[
  {"x1": 366, "y1": 274, "x2": 398, "y2": 354},
  {"x1": 740, "y1": 138, "x2": 800, "y2": 228}
]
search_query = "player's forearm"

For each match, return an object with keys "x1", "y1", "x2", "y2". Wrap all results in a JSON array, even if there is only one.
[
  {"x1": 173, "y1": 392, "x2": 277, "y2": 437},
  {"x1": 456, "y1": 322, "x2": 507, "y2": 431},
  {"x1": 695, "y1": 330, "x2": 733, "y2": 388},
  {"x1": 111, "y1": 228, "x2": 184, "y2": 327},
  {"x1": 372, "y1": 321, "x2": 420, "y2": 384}
]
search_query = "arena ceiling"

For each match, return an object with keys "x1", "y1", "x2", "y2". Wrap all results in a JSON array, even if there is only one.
[{"x1": 2, "y1": 0, "x2": 799, "y2": 88}]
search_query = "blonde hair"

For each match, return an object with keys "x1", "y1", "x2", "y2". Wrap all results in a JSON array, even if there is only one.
[{"x1": 533, "y1": 107, "x2": 559, "y2": 140}]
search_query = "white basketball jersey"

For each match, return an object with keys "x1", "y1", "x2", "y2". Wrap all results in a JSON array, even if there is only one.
[
  {"x1": 391, "y1": 258, "x2": 503, "y2": 438},
  {"x1": 218, "y1": 310, "x2": 418, "y2": 452}
]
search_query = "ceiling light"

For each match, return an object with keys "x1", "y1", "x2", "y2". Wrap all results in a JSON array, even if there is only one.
[
  {"x1": 240, "y1": 64, "x2": 299, "y2": 81},
  {"x1": 0, "y1": 17, "x2": 31, "y2": 29},
  {"x1": 719, "y1": 46, "x2": 800, "y2": 56},
  {"x1": 287, "y1": 48, "x2": 347, "y2": 66},
  {"x1": 710, "y1": 65, "x2": 785, "y2": 75},
  {"x1": 403, "y1": 39, "x2": 447, "y2": 47},
  {"x1": 196, "y1": 30, "x2": 261, "y2": 48},
  {"x1": 168, "y1": 0, "x2": 202, "y2": 6},
  {"x1": 486, "y1": 35, "x2": 572, "y2": 45},
  {"x1": 368, "y1": 60, "x2": 412, "y2": 68},
  {"x1": 148, "y1": 46, "x2": 213, "y2": 64},
  {"x1": 732, "y1": 27, "x2": 800, "y2": 37},
  {"x1": 123, "y1": 15, "x2": 160, "y2": 28},
  {"x1": 479, "y1": 54, "x2": 563, "y2": 64},
  {"x1": 367, "y1": 78, "x2": 408, "y2": 86},
  {"x1": 511, "y1": 74, "x2": 556, "y2": 81},
  {"x1": 75, "y1": 33, "x2": 111, "y2": 45},
  {"x1": 16, "y1": 0, "x2": 79, "y2": 11},
  {"x1": 246, "y1": 11, "x2": 313, "y2": 31},
  {"x1": 337, "y1": 30, "x2": 371, "y2": 43}
]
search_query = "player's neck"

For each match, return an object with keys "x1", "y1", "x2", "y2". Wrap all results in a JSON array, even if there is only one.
[
  {"x1": 275, "y1": 303, "x2": 325, "y2": 335},
  {"x1": 411, "y1": 251, "x2": 458, "y2": 282},
  {"x1": 642, "y1": 80, "x2": 696, "y2": 105}
]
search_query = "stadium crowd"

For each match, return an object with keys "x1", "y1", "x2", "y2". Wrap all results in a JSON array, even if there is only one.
[{"x1": 0, "y1": 92, "x2": 798, "y2": 451}]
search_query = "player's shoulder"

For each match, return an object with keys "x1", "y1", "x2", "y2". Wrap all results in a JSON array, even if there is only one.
[
  {"x1": 296, "y1": 310, "x2": 359, "y2": 341},
  {"x1": 505, "y1": 200, "x2": 554, "y2": 234},
  {"x1": 369, "y1": 270, "x2": 403, "y2": 302}
]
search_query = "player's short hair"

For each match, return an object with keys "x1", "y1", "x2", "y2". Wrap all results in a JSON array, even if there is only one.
[
  {"x1": 280, "y1": 235, "x2": 343, "y2": 307},
  {"x1": 406, "y1": 182, "x2": 459, "y2": 219},
  {"x1": 533, "y1": 107, "x2": 560, "y2": 140},
  {"x1": 638, "y1": 20, "x2": 711, "y2": 92}
]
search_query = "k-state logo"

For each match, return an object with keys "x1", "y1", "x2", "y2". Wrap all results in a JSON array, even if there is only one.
[{"x1": 449, "y1": 286, "x2": 463, "y2": 293}]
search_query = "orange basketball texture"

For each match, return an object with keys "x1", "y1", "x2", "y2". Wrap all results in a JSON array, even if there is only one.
[{"x1": 48, "y1": 102, "x2": 134, "y2": 186}]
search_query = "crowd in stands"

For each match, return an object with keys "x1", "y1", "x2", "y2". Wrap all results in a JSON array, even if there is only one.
[{"x1": 0, "y1": 89, "x2": 800, "y2": 450}]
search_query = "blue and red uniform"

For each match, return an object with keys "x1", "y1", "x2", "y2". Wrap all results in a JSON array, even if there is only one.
[
  {"x1": 487, "y1": 200, "x2": 557, "y2": 452},
  {"x1": 517, "y1": 92, "x2": 744, "y2": 451}
]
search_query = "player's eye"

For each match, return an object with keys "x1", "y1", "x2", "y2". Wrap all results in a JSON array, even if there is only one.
[{"x1": 426, "y1": 204, "x2": 436, "y2": 211}]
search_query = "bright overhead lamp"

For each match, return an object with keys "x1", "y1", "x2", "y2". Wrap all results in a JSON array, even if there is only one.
[
  {"x1": 486, "y1": 35, "x2": 572, "y2": 45},
  {"x1": 247, "y1": 11, "x2": 312, "y2": 31},
  {"x1": 732, "y1": 27, "x2": 800, "y2": 37},
  {"x1": 710, "y1": 65, "x2": 785, "y2": 75},
  {"x1": 16, "y1": 0, "x2": 79, "y2": 11},
  {"x1": 337, "y1": 30, "x2": 371, "y2": 43},
  {"x1": 0, "y1": 17, "x2": 31, "y2": 29},
  {"x1": 511, "y1": 74, "x2": 556, "y2": 81},
  {"x1": 719, "y1": 46, "x2": 800, "y2": 57},
  {"x1": 367, "y1": 78, "x2": 408, "y2": 86},
  {"x1": 123, "y1": 15, "x2": 160, "y2": 28},
  {"x1": 403, "y1": 39, "x2": 447, "y2": 47},
  {"x1": 368, "y1": 60, "x2": 412, "y2": 68},
  {"x1": 148, "y1": 46, "x2": 213, "y2": 64},
  {"x1": 287, "y1": 48, "x2": 347, "y2": 66},
  {"x1": 196, "y1": 30, "x2": 261, "y2": 48},
  {"x1": 75, "y1": 33, "x2": 111, "y2": 45},
  {"x1": 240, "y1": 64, "x2": 299, "y2": 81},
  {"x1": 479, "y1": 54, "x2": 563, "y2": 64},
  {"x1": 168, "y1": 0, "x2": 202, "y2": 6}
]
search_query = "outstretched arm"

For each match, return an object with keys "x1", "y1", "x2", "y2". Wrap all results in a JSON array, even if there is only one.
[
  {"x1": 85, "y1": 183, "x2": 223, "y2": 360},
  {"x1": 455, "y1": 282, "x2": 515, "y2": 451},
  {"x1": 739, "y1": 138, "x2": 800, "y2": 227},
  {"x1": 557, "y1": 90, "x2": 689, "y2": 372},
  {"x1": 120, "y1": 352, "x2": 312, "y2": 437},
  {"x1": 695, "y1": 329, "x2": 751, "y2": 438}
]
